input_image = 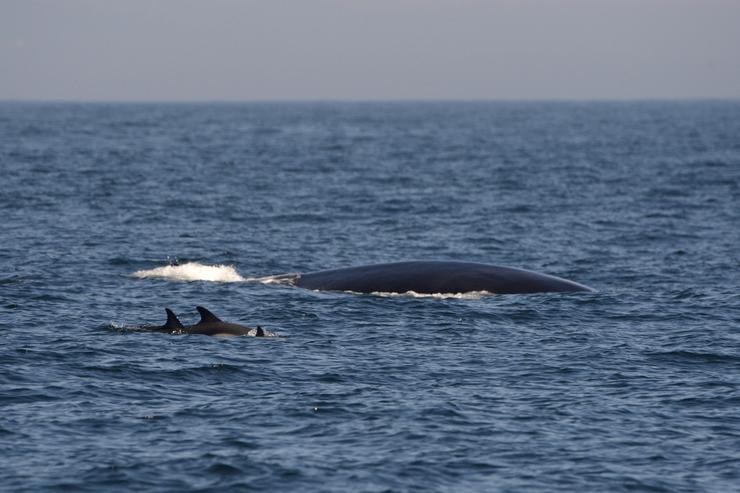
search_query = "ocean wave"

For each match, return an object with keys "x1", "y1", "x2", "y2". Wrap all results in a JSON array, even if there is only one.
[{"x1": 645, "y1": 350, "x2": 740, "y2": 365}]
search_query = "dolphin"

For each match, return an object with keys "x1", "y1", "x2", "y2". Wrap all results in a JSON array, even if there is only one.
[
  {"x1": 134, "y1": 308, "x2": 187, "y2": 333},
  {"x1": 142, "y1": 307, "x2": 265, "y2": 337},
  {"x1": 189, "y1": 306, "x2": 265, "y2": 337},
  {"x1": 292, "y1": 260, "x2": 593, "y2": 295}
]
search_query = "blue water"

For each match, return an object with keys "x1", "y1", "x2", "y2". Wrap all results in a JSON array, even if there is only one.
[{"x1": 1, "y1": 102, "x2": 739, "y2": 492}]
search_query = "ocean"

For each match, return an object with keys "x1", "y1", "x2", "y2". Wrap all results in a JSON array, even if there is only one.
[{"x1": 1, "y1": 101, "x2": 739, "y2": 492}]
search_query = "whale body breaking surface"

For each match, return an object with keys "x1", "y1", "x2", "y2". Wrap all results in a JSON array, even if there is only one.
[
  {"x1": 133, "y1": 260, "x2": 594, "y2": 295},
  {"x1": 292, "y1": 261, "x2": 593, "y2": 295}
]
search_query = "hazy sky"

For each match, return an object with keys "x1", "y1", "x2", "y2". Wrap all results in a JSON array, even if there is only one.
[{"x1": 2, "y1": 0, "x2": 739, "y2": 101}]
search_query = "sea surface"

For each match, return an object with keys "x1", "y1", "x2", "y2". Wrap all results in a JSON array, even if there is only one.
[{"x1": 1, "y1": 101, "x2": 739, "y2": 492}]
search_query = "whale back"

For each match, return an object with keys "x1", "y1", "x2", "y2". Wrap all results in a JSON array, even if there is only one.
[{"x1": 295, "y1": 261, "x2": 593, "y2": 294}]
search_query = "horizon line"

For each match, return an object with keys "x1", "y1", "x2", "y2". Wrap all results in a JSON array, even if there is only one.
[{"x1": 2, "y1": 97, "x2": 739, "y2": 105}]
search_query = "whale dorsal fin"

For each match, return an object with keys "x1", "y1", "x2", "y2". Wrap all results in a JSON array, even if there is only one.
[
  {"x1": 255, "y1": 326, "x2": 265, "y2": 337},
  {"x1": 196, "y1": 306, "x2": 222, "y2": 324},
  {"x1": 164, "y1": 308, "x2": 185, "y2": 331}
]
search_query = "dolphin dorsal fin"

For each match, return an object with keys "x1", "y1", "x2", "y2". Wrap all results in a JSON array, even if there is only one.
[
  {"x1": 255, "y1": 326, "x2": 265, "y2": 337},
  {"x1": 164, "y1": 308, "x2": 185, "y2": 331},
  {"x1": 196, "y1": 306, "x2": 222, "y2": 324}
]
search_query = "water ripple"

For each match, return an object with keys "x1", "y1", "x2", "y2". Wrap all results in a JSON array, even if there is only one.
[{"x1": 2, "y1": 102, "x2": 739, "y2": 492}]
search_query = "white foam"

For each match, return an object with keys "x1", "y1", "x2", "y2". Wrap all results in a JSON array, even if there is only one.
[
  {"x1": 245, "y1": 273, "x2": 300, "y2": 285},
  {"x1": 132, "y1": 262, "x2": 245, "y2": 283},
  {"x1": 370, "y1": 290, "x2": 493, "y2": 300}
]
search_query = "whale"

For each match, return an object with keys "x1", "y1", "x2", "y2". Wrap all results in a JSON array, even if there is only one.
[
  {"x1": 142, "y1": 306, "x2": 265, "y2": 337},
  {"x1": 292, "y1": 261, "x2": 593, "y2": 295}
]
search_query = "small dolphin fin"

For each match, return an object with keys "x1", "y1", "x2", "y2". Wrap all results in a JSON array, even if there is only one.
[
  {"x1": 195, "y1": 306, "x2": 222, "y2": 324},
  {"x1": 255, "y1": 326, "x2": 265, "y2": 337},
  {"x1": 164, "y1": 308, "x2": 185, "y2": 331}
]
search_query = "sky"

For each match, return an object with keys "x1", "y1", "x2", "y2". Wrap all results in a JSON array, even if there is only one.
[{"x1": 1, "y1": 0, "x2": 739, "y2": 101}]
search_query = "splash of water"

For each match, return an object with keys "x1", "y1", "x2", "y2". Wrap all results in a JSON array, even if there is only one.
[{"x1": 132, "y1": 262, "x2": 246, "y2": 282}]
